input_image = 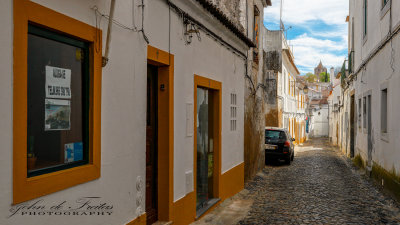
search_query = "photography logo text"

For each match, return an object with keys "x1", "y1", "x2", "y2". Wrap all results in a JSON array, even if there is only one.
[{"x1": 9, "y1": 197, "x2": 113, "y2": 217}]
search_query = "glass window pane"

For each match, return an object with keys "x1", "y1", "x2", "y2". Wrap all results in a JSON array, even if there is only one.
[{"x1": 27, "y1": 25, "x2": 89, "y2": 177}]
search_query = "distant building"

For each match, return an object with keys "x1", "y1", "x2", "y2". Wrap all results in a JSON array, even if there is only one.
[
  {"x1": 262, "y1": 27, "x2": 307, "y2": 145},
  {"x1": 314, "y1": 61, "x2": 327, "y2": 82}
]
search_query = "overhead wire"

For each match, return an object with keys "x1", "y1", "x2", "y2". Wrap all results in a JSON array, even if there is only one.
[{"x1": 92, "y1": 5, "x2": 137, "y2": 32}]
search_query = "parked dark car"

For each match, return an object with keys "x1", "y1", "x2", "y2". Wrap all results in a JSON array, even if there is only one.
[{"x1": 265, "y1": 127, "x2": 295, "y2": 165}]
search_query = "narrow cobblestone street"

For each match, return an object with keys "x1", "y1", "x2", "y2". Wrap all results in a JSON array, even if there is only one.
[{"x1": 193, "y1": 138, "x2": 400, "y2": 225}]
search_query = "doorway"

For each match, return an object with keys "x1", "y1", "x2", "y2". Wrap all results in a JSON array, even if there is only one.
[
  {"x1": 146, "y1": 65, "x2": 158, "y2": 224},
  {"x1": 367, "y1": 94, "x2": 372, "y2": 168},
  {"x1": 194, "y1": 75, "x2": 221, "y2": 218},
  {"x1": 196, "y1": 87, "x2": 214, "y2": 210},
  {"x1": 145, "y1": 45, "x2": 174, "y2": 223},
  {"x1": 350, "y1": 95, "x2": 355, "y2": 158}
]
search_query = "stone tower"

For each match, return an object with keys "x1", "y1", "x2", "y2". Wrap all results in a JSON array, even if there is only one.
[{"x1": 314, "y1": 60, "x2": 327, "y2": 82}]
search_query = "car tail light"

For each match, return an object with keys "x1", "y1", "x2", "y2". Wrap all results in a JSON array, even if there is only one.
[{"x1": 284, "y1": 141, "x2": 290, "y2": 147}]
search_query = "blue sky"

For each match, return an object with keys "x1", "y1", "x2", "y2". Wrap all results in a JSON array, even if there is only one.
[{"x1": 263, "y1": 0, "x2": 349, "y2": 75}]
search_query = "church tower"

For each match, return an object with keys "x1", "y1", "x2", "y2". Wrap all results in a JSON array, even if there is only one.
[{"x1": 314, "y1": 60, "x2": 327, "y2": 82}]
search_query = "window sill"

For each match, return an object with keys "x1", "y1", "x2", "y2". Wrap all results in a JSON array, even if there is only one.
[
  {"x1": 14, "y1": 164, "x2": 100, "y2": 204},
  {"x1": 381, "y1": 132, "x2": 389, "y2": 143}
]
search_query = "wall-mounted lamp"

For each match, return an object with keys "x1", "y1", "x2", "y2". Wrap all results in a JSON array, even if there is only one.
[{"x1": 184, "y1": 19, "x2": 201, "y2": 45}]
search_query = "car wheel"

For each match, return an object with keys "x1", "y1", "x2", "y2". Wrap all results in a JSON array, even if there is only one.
[
  {"x1": 285, "y1": 156, "x2": 291, "y2": 165},
  {"x1": 291, "y1": 154, "x2": 294, "y2": 161}
]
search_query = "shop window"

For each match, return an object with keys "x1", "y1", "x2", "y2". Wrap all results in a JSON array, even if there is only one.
[
  {"x1": 14, "y1": 1, "x2": 101, "y2": 203},
  {"x1": 27, "y1": 25, "x2": 90, "y2": 177}
]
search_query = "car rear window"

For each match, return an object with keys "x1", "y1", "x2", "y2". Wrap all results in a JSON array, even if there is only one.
[{"x1": 265, "y1": 130, "x2": 286, "y2": 141}]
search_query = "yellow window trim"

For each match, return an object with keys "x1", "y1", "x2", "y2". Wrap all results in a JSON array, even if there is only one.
[{"x1": 13, "y1": 0, "x2": 102, "y2": 204}]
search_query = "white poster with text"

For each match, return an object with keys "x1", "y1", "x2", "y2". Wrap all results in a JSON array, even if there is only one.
[{"x1": 45, "y1": 65, "x2": 72, "y2": 99}]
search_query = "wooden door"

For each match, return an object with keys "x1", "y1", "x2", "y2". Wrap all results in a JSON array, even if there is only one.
[{"x1": 146, "y1": 65, "x2": 158, "y2": 224}]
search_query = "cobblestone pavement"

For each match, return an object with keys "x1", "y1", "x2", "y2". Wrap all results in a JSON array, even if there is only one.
[
  {"x1": 239, "y1": 138, "x2": 400, "y2": 225},
  {"x1": 193, "y1": 138, "x2": 400, "y2": 225}
]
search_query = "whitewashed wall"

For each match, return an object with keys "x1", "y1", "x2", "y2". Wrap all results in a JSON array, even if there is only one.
[
  {"x1": 350, "y1": 0, "x2": 400, "y2": 172},
  {"x1": 146, "y1": 0, "x2": 246, "y2": 202},
  {"x1": 310, "y1": 106, "x2": 329, "y2": 137},
  {"x1": 2, "y1": 0, "x2": 148, "y2": 225},
  {"x1": 0, "y1": 0, "x2": 247, "y2": 224}
]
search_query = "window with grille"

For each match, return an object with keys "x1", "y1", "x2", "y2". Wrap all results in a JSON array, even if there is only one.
[{"x1": 230, "y1": 93, "x2": 237, "y2": 131}]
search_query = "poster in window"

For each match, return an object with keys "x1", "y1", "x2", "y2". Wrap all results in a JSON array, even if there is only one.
[
  {"x1": 64, "y1": 142, "x2": 83, "y2": 163},
  {"x1": 45, "y1": 65, "x2": 72, "y2": 99},
  {"x1": 44, "y1": 99, "x2": 71, "y2": 131}
]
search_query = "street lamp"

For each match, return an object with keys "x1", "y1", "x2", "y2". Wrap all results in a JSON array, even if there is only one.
[{"x1": 303, "y1": 85, "x2": 309, "y2": 94}]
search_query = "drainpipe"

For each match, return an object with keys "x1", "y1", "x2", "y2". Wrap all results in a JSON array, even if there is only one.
[{"x1": 102, "y1": 0, "x2": 116, "y2": 67}]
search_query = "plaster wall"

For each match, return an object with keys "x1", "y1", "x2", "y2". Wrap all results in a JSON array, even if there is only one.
[
  {"x1": 1, "y1": 0, "x2": 248, "y2": 224},
  {"x1": 310, "y1": 106, "x2": 329, "y2": 137},
  {"x1": 0, "y1": 0, "x2": 13, "y2": 223},
  {"x1": 146, "y1": 0, "x2": 246, "y2": 202},
  {"x1": 350, "y1": 0, "x2": 400, "y2": 173},
  {"x1": 2, "y1": 0, "x2": 148, "y2": 225},
  {"x1": 328, "y1": 84, "x2": 341, "y2": 145}
]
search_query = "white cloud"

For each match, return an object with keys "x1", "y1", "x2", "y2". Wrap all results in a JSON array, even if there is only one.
[
  {"x1": 290, "y1": 34, "x2": 347, "y2": 51},
  {"x1": 263, "y1": 0, "x2": 349, "y2": 74},
  {"x1": 264, "y1": 0, "x2": 349, "y2": 26},
  {"x1": 292, "y1": 43, "x2": 346, "y2": 74}
]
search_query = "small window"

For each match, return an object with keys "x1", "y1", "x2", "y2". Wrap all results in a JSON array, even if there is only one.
[
  {"x1": 363, "y1": 97, "x2": 367, "y2": 129},
  {"x1": 253, "y1": 6, "x2": 260, "y2": 46},
  {"x1": 358, "y1": 99, "x2": 362, "y2": 129},
  {"x1": 363, "y1": 0, "x2": 368, "y2": 37},
  {"x1": 284, "y1": 71, "x2": 287, "y2": 94},
  {"x1": 253, "y1": 6, "x2": 260, "y2": 63},
  {"x1": 381, "y1": 89, "x2": 388, "y2": 133},
  {"x1": 230, "y1": 93, "x2": 237, "y2": 131}
]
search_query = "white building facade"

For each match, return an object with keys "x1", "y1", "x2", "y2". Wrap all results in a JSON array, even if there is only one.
[
  {"x1": 263, "y1": 28, "x2": 306, "y2": 144},
  {"x1": 344, "y1": 0, "x2": 400, "y2": 198},
  {"x1": 0, "y1": 0, "x2": 266, "y2": 224}
]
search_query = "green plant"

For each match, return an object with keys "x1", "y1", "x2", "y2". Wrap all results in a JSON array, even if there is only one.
[
  {"x1": 319, "y1": 72, "x2": 330, "y2": 82},
  {"x1": 353, "y1": 154, "x2": 364, "y2": 169},
  {"x1": 304, "y1": 72, "x2": 317, "y2": 83},
  {"x1": 372, "y1": 163, "x2": 400, "y2": 201}
]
